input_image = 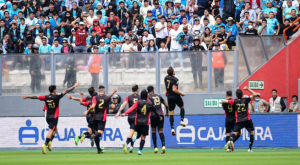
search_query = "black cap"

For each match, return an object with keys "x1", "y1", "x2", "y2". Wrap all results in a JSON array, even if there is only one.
[{"x1": 147, "y1": 10, "x2": 152, "y2": 13}]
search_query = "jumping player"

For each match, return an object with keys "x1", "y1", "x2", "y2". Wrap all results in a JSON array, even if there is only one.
[
  {"x1": 84, "y1": 85, "x2": 116, "y2": 154},
  {"x1": 223, "y1": 86, "x2": 257, "y2": 152},
  {"x1": 115, "y1": 84, "x2": 140, "y2": 154},
  {"x1": 22, "y1": 82, "x2": 81, "y2": 154},
  {"x1": 222, "y1": 90, "x2": 240, "y2": 152},
  {"x1": 147, "y1": 85, "x2": 169, "y2": 154},
  {"x1": 164, "y1": 67, "x2": 186, "y2": 136},
  {"x1": 121, "y1": 89, "x2": 162, "y2": 155},
  {"x1": 68, "y1": 87, "x2": 117, "y2": 146}
]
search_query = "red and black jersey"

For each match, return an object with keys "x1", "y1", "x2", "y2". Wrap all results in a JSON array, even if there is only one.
[
  {"x1": 92, "y1": 94, "x2": 111, "y2": 121},
  {"x1": 39, "y1": 93, "x2": 64, "y2": 119},
  {"x1": 124, "y1": 94, "x2": 140, "y2": 120},
  {"x1": 125, "y1": 100, "x2": 160, "y2": 125},
  {"x1": 75, "y1": 27, "x2": 88, "y2": 46},
  {"x1": 164, "y1": 75, "x2": 179, "y2": 96},
  {"x1": 222, "y1": 98, "x2": 235, "y2": 119},
  {"x1": 83, "y1": 101, "x2": 95, "y2": 115},
  {"x1": 148, "y1": 94, "x2": 165, "y2": 116},
  {"x1": 228, "y1": 97, "x2": 252, "y2": 123}
]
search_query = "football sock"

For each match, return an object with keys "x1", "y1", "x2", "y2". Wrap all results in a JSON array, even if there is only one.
[
  {"x1": 45, "y1": 138, "x2": 51, "y2": 146},
  {"x1": 152, "y1": 133, "x2": 157, "y2": 148},
  {"x1": 234, "y1": 134, "x2": 241, "y2": 142},
  {"x1": 51, "y1": 135, "x2": 55, "y2": 141},
  {"x1": 170, "y1": 115, "x2": 174, "y2": 129},
  {"x1": 126, "y1": 138, "x2": 132, "y2": 146},
  {"x1": 180, "y1": 109, "x2": 185, "y2": 121},
  {"x1": 139, "y1": 140, "x2": 145, "y2": 151},
  {"x1": 94, "y1": 133, "x2": 102, "y2": 151},
  {"x1": 231, "y1": 134, "x2": 236, "y2": 142},
  {"x1": 131, "y1": 140, "x2": 134, "y2": 147},
  {"x1": 249, "y1": 135, "x2": 254, "y2": 149},
  {"x1": 226, "y1": 136, "x2": 230, "y2": 143},
  {"x1": 159, "y1": 133, "x2": 165, "y2": 147},
  {"x1": 84, "y1": 132, "x2": 91, "y2": 139}
]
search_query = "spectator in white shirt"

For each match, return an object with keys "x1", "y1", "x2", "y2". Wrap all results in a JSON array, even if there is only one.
[
  {"x1": 120, "y1": 36, "x2": 133, "y2": 69},
  {"x1": 86, "y1": 8, "x2": 97, "y2": 28},
  {"x1": 166, "y1": 22, "x2": 184, "y2": 68},
  {"x1": 155, "y1": 16, "x2": 168, "y2": 48},
  {"x1": 200, "y1": 9, "x2": 215, "y2": 26},
  {"x1": 140, "y1": 0, "x2": 153, "y2": 18},
  {"x1": 142, "y1": 30, "x2": 155, "y2": 43},
  {"x1": 240, "y1": 2, "x2": 257, "y2": 21}
]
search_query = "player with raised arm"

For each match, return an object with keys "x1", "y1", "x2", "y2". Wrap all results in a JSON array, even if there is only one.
[
  {"x1": 147, "y1": 85, "x2": 169, "y2": 154},
  {"x1": 164, "y1": 67, "x2": 186, "y2": 136},
  {"x1": 22, "y1": 82, "x2": 81, "y2": 154},
  {"x1": 222, "y1": 90, "x2": 240, "y2": 152},
  {"x1": 223, "y1": 86, "x2": 257, "y2": 152},
  {"x1": 83, "y1": 85, "x2": 116, "y2": 154},
  {"x1": 68, "y1": 87, "x2": 117, "y2": 146},
  {"x1": 121, "y1": 89, "x2": 162, "y2": 155},
  {"x1": 115, "y1": 84, "x2": 140, "y2": 154}
]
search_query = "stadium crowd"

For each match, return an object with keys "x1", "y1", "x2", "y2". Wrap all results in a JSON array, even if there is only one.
[{"x1": 0, "y1": 0, "x2": 298, "y2": 54}]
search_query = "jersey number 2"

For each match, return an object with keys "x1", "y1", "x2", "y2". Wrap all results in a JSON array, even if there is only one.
[
  {"x1": 98, "y1": 99, "x2": 104, "y2": 109},
  {"x1": 236, "y1": 103, "x2": 246, "y2": 113}
]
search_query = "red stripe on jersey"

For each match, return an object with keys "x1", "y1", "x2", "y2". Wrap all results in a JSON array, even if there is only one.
[
  {"x1": 52, "y1": 125, "x2": 56, "y2": 131},
  {"x1": 147, "y1": 111, "x2": 151, "y2": 125},
  {"x1": 82, "y1": 97, "x2": 87, "y2": 102},
  {"x1": 103, "y1": 108, "x2": 107, "y2": 121},
  {"x1": 83, "y1": 101, "x2": 90, "y2": 107},
  {"x1": 54, "y1": 106, "x2": 59, "y2": 118},
  {"x1": 124, "y1": 96, "x2": 129, "y2": 102},
  {"x1": 135, "y1": 113, "x2": 137, "y2": 125},
  {"x1": 224, "y1": 112, "x2": 227, "y2": 117},
  {"x1": 247, "y1": 109, "x2": 251, "y2": 120},
  {"x1": 161, "y1": 108, "x2": 164, "y2": 116},
  {"x1": 39, "y1": 95, "x2": 46, "y2": 101},
  {"x1": 165, "y1": 91, "x2": 168, "y2": 96},
  {"x1": 235, "y1": 111, "x2": 238, "y2": 122}
]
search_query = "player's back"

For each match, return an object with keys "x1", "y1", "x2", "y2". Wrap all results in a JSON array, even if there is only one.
[
  {"x1": 148, "y1": 93, "x2": 165, "y2": 116},
  {"x1": 164, "y1": 75, "x2": 179, "y2": 96},
  {"x1": 232, "y1": 97, "x2": 252, "y2": 122},
  {"x1": 93, "y1": 94, "x2": 111, "y2": 121},
  {"x1": 126, "y1": 94, "x2": 140, "y2": 119},
  {"x1": 41, "y1": 93, "x2": 64, "y2": 119},
  {"x1": 222, "y1": 98, "x2": 235, "y2": 119},
  {"x1": 136, "y1": 100, "x2": 153, "y2": 125}
]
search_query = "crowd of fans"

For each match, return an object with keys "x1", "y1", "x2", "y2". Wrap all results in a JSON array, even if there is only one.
[{"x1": 0, "y1": 0, "x2": 298, "y2": 55}]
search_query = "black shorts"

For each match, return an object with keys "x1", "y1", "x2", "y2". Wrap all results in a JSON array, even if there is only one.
[
  {"x1": 46, "y1": 118, "x2": 58, "y2": 130},
  {"x1": 225, "y1": 117, "x2": 235, "y2": 133},
  {"x1": 86, "y1": 115, "x2": 94, "y2": 128},
  {"x1": 233, "y1": 120, "x2": 255, "y2": 133},
  {"x1": 135, "y1": 125, "x2": 149, "y2": 136},
  {"x1": 151, "y1": 116, "x2": 164, "y2": 129},
  {"x1": 128, "y1": 118, "x2": 136, "y2": 130},
  {"x1": 167, "y1": 95, "x2": 184, "y2": 111},
  {"x1": 93, "y1": 120, "x2": 106, "y2": 131}
]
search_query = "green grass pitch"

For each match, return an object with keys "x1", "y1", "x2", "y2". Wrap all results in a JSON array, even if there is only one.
[{"x1": 0, "y1": 148, "x2": 299, "y2": 165}]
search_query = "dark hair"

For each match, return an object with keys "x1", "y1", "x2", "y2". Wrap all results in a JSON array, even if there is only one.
[
  {"x1": 147, "y1": 85, "x2": 154, "y2": 93},
  {"x1": 96, "y1": 11, "x2": 102, "y2": 15},
  {"x1": 88, "y1": 87, "x2": 95, "y2": 96},
  {"x1": 292, "y1": 95, "x2": 298, "y2": 100},
  {"x1": 99, "y1": 85, "x2": 105, "y2": 89},
  {"x1": 140, "y1": 89, "x2": 148, "y2": 100},
  {"x1": 236, "y1": 89, "x2": 243, "y2": 99},
  {"x1": 204, "y1": 27, "x2": 211, "y2": 37},
  {"x1": 226, "y1": 90, "x2": 232, "y2": 97},
  {"x1": 272, "y1": 89, "x2": 277, "y2": 93},
  {"x1": 244, "y1": 11, "x2": 249, "y2": 15},
  {"x1": 284, "y1": 19, "x2": 290, "y2": 22},
  {"x1": 167, "y1": 67, "x2": 174, "y2": 76},
  {"x1": 49, "y1": 85, "x2": 56, "y2": 93},
  {"x1": 54, "y1": 39, "x2": 59, "y2": 42},
  {"x1": 147, "y1": 40, "x2": 157, "y2": 52},
  {"x1": 291, "y1": 9, "x2": 296, "y2": 12},
  {"x1": 269, "y1": 11, "x2": 274, "y2": 14},
  {"x1": 203, "y1": 18, "x2": 209, "y2": 21},
  {"x1": 132, "y1": 84, "x2": 139, "y2": 92},
  {"x1": 216, "y1": 16, "x2": 222, "y2": 20},
  {"x1": 262, "y1": 19, "x2": 267, "y2": 22}
]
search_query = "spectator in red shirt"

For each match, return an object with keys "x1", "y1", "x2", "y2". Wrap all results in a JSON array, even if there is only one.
[
  {"x1": 74, "y1": 22, "x2": 89, "y2": 53},
  {"x1": 107, "y1": 11, "x2": 120, "y2": 28}
]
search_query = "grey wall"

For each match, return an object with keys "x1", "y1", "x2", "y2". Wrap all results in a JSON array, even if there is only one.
[{"x1": 0, "y1": 93, "x2": 226, "y2": 117}]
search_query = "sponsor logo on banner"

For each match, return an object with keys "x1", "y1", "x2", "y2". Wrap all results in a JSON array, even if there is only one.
[
  {"x1": 152, "y1": 115, "x2": 298, "y2": 148},
  {"x1": 0, "y1": 117, "x2": 150, "y2": 148}
]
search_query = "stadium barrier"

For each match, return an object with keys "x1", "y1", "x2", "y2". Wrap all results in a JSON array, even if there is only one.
[{"x1": 0, "y1": 114, "x2": 298, "y2": 148}]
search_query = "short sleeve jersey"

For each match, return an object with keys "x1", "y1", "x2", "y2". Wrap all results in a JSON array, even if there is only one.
[
  {"x1": 164, "y1": 75, "x2": 179, "y2": 96},
  {"x1": 39, "y1": 93, "x2": 64, "y2": 119},
  {"x1": 125, "y1": 94, "x2": 140, "y2": 119},
  {"x1": 148, "y1": 94, "x2": 165, "y2": 116},
  {"x1": 228, "y1": 97, "x2": 252, "y2": 122},
  {"x1": 92, "y1": 94, "x2": 111, "y2": 121},
  {"x1": 135, "y1": 100, "x2": 154, "y2": 125},
  {"x1": 222, "y1": 98, "x2": 235, "y2": 119}
]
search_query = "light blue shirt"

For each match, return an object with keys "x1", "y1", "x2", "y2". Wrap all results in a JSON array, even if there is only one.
[
  {"x1": 39, "y1": 44, "x2": 52, "y2": 53},
  {"x1": 263, "y1": 7, "x2": 277, "y2": 14},
  {"x1": 283, "y1": 6, "x2": 298, "y2": 19},
  {"x1": 49, "y1": 18, "x2": 61, "y2": 28},
  {"x1": 110, "y1": 44, "x2": 122, "y2": 52},
  {"x1": 212, "y1": 23, "x2": 226, "y2": 33},
  {"x1": 51, "y1": 45, "x2": 63, "y2": 53},
  {"x1": 98, "y1": 45, "x2": 109, "y2": 53}
]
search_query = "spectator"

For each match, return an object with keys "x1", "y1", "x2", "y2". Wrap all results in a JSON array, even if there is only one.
[
  {"x1": 166, "y1": 22, "x2": 183, "y2": 68},
  {"x1": 107, "y1": 11, "x2": 120, "y2": 28},
  {"x1": 174, "y1": 0, "x2": 185, "y2": 10},
  {"x1": 201, "y1": 27, "x2": 213, "y2": 50},
  {"x1": 24, "y1": 31, "x2": 35, "y2": 46},
  {"x1": 121, "y1": 11, "x2": 132, "y2": 31},
  {"x1": 49, "y1": 12, "x2": 61, "y2": 28},
  {"x1": 132, "y1": 36, "x2": 143, "y2": 52},
  {"x1": 282, "y1": 0, "x2": 299, "y2": 13},
  {"x1": 49, "y1": 30, "x2": 63, "y2": 46},
  {"x1": 212, "y1": 16, "x2": 225, "y2": 33},
  {"x1": 57, "y1": 20, "x2": 72, "y2": 38},
  {"x1": 98, "y1": 39, "x2": 109, "y2": 53},
  {"x1": 263, "y1": 1, "x2": 277, "y2": 15},
  {"x1": 155, "y1": 16, "x2": 168, "y2": 49},
  {"x1": 28, "y1": 44, "x2": 42, "y2": 93},
  {"x1": 269, "y1": 89, "x2": 286, "y2": 113},
  {"x1": 86, "y1": 8, "x2": 97, "y2": 27},
  {"x1": 120, "y1": 36, "x2": 133, "y2": 68},
  {"x1": 152, "y1": 1, "x2": 165, "y2": 18},
  {"x1": 266, "y1": 11, "x2": 280, "y2": 35},
  {"x1": 140, "y1": 0, "x2": 153, "y2": 18},
  {"x1": 32, "y1": 23, "x2": 43, "y2": 38},
  {"x1": 39, "y1": 37, "x2": 51, "y2": 53},
  {"x1": 35, "y1": 29, "x2": 47, "y2": 46},
  {"x1": 217, "y1": 26, "x2": 228, "y2": 50},
  {"x1": 0, "y1": 19, "x2": 9, "y2": 39},
  {"x1": 106, "y1": 20, "x2": 118, "y2": 37},
  {"x1": 197, "y1": 0, "x2": 212, "y2": 17},
  {"x1": 142, "y1": 29, "x2": 155, "y2": 43},
  {"x1": 225, "y1": 17, "x2": 237, "y2": 49},
  {"x1": 165, "y1": 0, "x2": 179, "y2": 19},
  {"x1": 234, "y1": 0, "x2": 244, "y2": 22},
  {"x1": 279, "y1": 19, "x2": 293, "y2": 39},
  {"x1": 110, "y1": 39, "x2": 122, "y2": 52},
  {"x1": 244, "y1": 22, "x2": 258, "y2": 35},
  {"x1": 249, "y1": 0, "x2": 261, "y2": 14},
  {"x1": 212, "y1": 42, "x2": 227, "y2": 89},
  {"x1": 87, "y1": 46, "x2": 101, "y2": 88},
  {"x1": 289, "y1": 95, "x2": 299, "y2": 112},
  {"x1": 63, "y1": 56, "x2": 77, "y2": 88},
  {"x1": 189, "y1": 36, "x2": 205, "y2": 89},
  {"x1": 283, "y1": 0, "x2": 298, "y2": 22},
  {"x1": 143, "y1": 39, "x2": 157, "y2": 68},
  {"x1": 143, "y1": 10, "x2": 155, "y2": 27},
  {"x1": 239, "y1": 11, "x2": 256, "y2": 32},
  {"x1": 200, "y1": 9, "x2": 215, "y2": 27},
  {"x1": 74, "y1": 22, "x2": 88, "y2": 53},
  {"x1": 258, "y1": 19, "x2": 269, "y2": 35},
  {"x1": 61, "y1": 39, "x2": 74, "y2": 53},
  {"x1": 8, "y1": 23, "x2": 20, "y2": 44},
  {"x1": 117, "y1": 1, "x2": 127, "y2": 20},
  {"x1": 43, "y1": 21, "x2": 54, "y2": 39},
  {"x1": 251, "y1": 93, "x2": 270, "y2": 113},
  {"x1": 191, "y1": 18, "x2": 201, "y2": 34},
  {"x1": 212, "y1": 0, "x2": 220, "y2": 19},
  {"x1": 240, "y1": 2, "x2": 257, "y2": 21},
  {"x1": 272, "y1": 0, "x2": 283, "y2": 23},
  {"x1": 130, "y1": 1, "x2": 141, "y2": 15},
  {"x1": 186, "y1": 0, "x2": 198, "y2": 18},
  {"x1": 3, "y1": 11, "x2": 12, "y2": 27},
  {"x1": 68, "y1": 28, "x2": 76, "y2": 48},
  {"x1": 51, "y1": 39, "x2": 63, "y2": 53},
  {"x1": 89, "y1": 29, "x2": 102, "y2": 51}
]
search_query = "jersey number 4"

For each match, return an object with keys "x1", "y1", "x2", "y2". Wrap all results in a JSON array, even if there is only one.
[
  {"x1": 141, "y1": 105, "x2": 147, "y2": 115},
  {"x1": 236, "y1": 103, "x2": 246, "y2": 113}
]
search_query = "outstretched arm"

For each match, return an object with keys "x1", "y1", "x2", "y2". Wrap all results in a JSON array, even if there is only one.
[
  {"x1": 79, "y1": 92, "x2": 85, "y2": 105},
  {"x1": 108, "y1": 88, "x2": 118, "y2": 98},
  {"x1": 68, "y1": 95, "x2": 82, "y2": 102},
  {"x1": 121, "y1": 102, "x2": 138, "y2": 116},
  {"x1": 62, "y1": 81, "x2": 80, "y2": 96},
  {"x1": 22, "y1": 94, "x2": 39, "y2": 99},
  {"x1": 244, "y1": 86, "x2": 257, "y2": 99},
  {"x1": 115, "y1": 100, "x2": 128, "y2": 118}
]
